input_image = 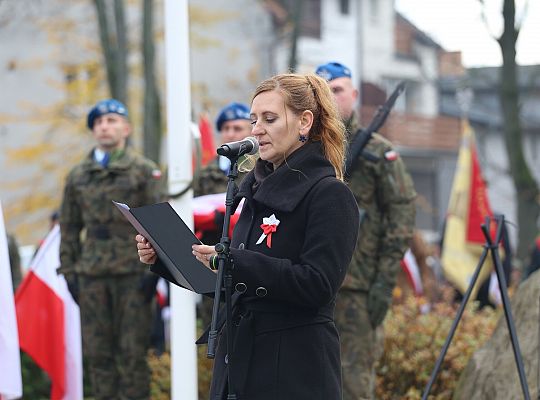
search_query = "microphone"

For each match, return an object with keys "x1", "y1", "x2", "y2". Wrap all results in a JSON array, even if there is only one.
[{"x1": 217, "y1": 137, "x2": 259, "y2": 158}]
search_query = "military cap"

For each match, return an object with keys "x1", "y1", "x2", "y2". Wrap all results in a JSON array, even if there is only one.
[
  {"x1": 215, "y1": 102, "x2": 251, "y2": 132},
  {"x1": 315, "y1": 61, "x2": 352, "y2": 81},
  {"x1": 87, "y1": 99, "x2": 129, "y2": 129}
]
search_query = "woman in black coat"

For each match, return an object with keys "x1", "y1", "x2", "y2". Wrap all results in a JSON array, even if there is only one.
[{"x1": 137, "y1": 73, "x2": 359, "y2": 399}]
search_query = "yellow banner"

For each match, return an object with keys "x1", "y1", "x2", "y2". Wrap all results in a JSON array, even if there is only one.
[{"x1": 441, "y1": 120, "x2": 492, "y2": 297}]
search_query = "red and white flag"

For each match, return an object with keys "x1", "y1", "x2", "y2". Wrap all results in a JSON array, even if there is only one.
[
  {"x1": 400, "y1": 248, "x2": 423, "y2": 296},
  {"x1": 198, "y1": 112, "x2": 217, "y2": 167},
  {"x1": 192, "y1": 193, "x2": 243, "y2": 238},
  {"x1": 0, "y1": 202, "x2": 23, "y2": 400},
  {"x1": 15, "y1": 225, "x2": 83, "y2": 400}
]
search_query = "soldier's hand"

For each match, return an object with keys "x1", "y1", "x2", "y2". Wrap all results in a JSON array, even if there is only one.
[
  {"x1": 367, "y1": 281, "x2": 393, "y2": 328},
  {"x1": 136, "y1": 234, "x2": 157, "y2": 264},
  {"x1": 139, "y1": 272, "x2": 159, "y2": 303}
]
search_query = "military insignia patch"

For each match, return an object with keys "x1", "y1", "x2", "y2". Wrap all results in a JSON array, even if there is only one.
[
  {"x1": 152, "y1": 169, "x2": 162, "y2": 179},
  {"x1": 384, "y1": 150, "x2": 398, "y2": 161}
]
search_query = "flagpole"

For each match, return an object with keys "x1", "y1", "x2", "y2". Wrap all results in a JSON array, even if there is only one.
[{"x1": 164, "y1": 1, "x2": 198, "y2": 399}]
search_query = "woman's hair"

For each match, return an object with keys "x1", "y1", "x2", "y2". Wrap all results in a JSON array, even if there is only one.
[{"x1": 251, "y1": 73, "x2": 347, "y2": 180}]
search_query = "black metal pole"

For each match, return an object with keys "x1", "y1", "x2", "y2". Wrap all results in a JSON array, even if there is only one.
[
  {"x1": 421, "y1": 238, "x2": 490, "y2": 400},
  {"x1": 483, "y1": 215, "x2": 530, "y2": 400},
  {"x1": 207, "y1": 157, "x2": 240, "y2": 399}
]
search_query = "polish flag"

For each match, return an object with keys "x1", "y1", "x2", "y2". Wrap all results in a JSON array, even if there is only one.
[
  {"x1": 400, "y1": 248, "x2": 423, "y2": 296},
  {"x1": 0, "y1": 202, "x2": 23, "y2": 400},
  {"x1": 198, "y1": 112, "x2": 216, "y2": 167},
  {"x1": 156, "y1": 277, "x2": 168, "y2": 308},
  {"x1": 15, "y1": 224, "x2": 83, "y2": 400},
  {"x1": 192, "y1": 193, "x2": 243, "y2": 238}
]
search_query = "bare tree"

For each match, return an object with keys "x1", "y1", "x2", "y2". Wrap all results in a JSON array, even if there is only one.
[
  {"x1": 94, "y1": 0, "x2": 128, "y2": 104},
  {"x1": 479, "y1": 0, "x2": 539, "y2": 264},
  {"x1": 141, "y1": 0, "x2": 162, "y2": 162},
  {"x1": 288, "y1": 0, "x2": 303, "y2": 72},
  {"x1": 93, "y1": 0, "x2": 163, "y2": 162}
]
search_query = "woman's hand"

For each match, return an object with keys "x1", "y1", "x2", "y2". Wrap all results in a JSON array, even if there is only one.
[
  {"x1": 192, "y1": 244, "x2": 217, "y2": 272},
  {"x1": 136, "y1": 234, "x2": 157, "y2": 265}
]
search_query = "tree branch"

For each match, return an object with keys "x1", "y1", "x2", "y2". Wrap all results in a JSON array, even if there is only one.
[
  {"x1": 94, "y1": 0, "x2": 116, "y2": 99},
  {"x1": 476, "y1": 0, "x2": 499, "y2": 41},
  {"x1": 113, "y1": 0, "x2": 128, "y2": 103}
]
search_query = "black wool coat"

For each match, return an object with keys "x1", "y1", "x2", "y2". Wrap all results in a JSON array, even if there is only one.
[{"x1": 209, "y1": 141, "x2": 359, "y2": 400}]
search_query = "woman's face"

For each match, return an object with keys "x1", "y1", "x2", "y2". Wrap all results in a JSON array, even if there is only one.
[{"x1": 250, "y1": 90, "x2": 307, "y2": 169}]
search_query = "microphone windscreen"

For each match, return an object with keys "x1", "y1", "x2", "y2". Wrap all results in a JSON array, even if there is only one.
[{"x1": 245, "y1": 137, "x2": 259, "y2": 155}]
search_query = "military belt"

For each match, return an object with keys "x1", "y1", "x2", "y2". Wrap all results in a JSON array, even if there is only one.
[{"x1": 86, "y1": 225, "x2": 134, "y2": 240}]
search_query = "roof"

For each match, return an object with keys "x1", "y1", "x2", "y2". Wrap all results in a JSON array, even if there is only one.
[
  {"x1": 439, "y1": 65, "x2": 540, "y2": 129},
  {"x1": 395, "y1": 12, "x2": 443, "y2": 50}
]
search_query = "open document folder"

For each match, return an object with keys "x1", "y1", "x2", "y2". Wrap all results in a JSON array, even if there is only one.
[{"x1": 113, "y1": 201, "x2": 217, "y2": 294}]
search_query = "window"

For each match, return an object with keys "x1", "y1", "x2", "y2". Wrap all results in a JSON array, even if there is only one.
[
  {"x1": 382, "y1": 78, "x2": 407, "y2": 113},
  {"x1": 277, "y1": 0, "x2": 321, "y2": 39},
  {"x1": 402, "y1": 156, "x2": 440, "y2": 232}
]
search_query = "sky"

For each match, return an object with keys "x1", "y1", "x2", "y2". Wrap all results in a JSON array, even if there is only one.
[{"x1": 395, "y1": 0, "x2": 539, "y2": 67}]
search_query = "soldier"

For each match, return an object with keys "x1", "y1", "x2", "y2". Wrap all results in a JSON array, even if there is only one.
[
  {"x1": 58, "y1": 99, "x2": 164, "y2": 400},
  {"x1": 192, "y1": 102, "x2": 252, "y2": 197},
  {"x1": 193, "y1": 102, "x2": 252, "y2": 328},
  {"x1": 316, "y1": 62, "x2": 416, "y2": 399}
]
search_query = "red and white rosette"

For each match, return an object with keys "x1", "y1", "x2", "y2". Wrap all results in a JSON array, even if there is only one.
[{"x1": 256, "y1": 214, "x2": 280, "y2": 248}]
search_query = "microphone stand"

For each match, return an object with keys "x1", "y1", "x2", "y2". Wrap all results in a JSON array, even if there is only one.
[{"x1": 207, "y1": 155, "x2": 240, "y2": 399}]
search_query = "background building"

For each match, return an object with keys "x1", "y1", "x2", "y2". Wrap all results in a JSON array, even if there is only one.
[{"x1": 1, "y1": 0, "x2": 535, "y2": 251}]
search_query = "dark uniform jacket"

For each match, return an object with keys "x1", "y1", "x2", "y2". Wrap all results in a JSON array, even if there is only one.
[
  {"x1": 209, "y1": 141, "x2": 359, "y2": 400},
  {"x1": 59, "y1": 148, "x2": 163, "y2": 277}
]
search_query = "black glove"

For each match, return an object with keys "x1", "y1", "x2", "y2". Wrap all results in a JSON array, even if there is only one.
[
  {"x1": 65, "y1": 274, "x2": 79, "y2": 305},
  {"x1": 367, "y1": 280, "x2": 393, "y2": 328},
  {"x1": 139, "y1": 273, "x2": 159, "y2": 303}
]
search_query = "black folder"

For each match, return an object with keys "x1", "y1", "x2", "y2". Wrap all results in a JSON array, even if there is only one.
[{"x1": 113, "y1": 201, "x2": 216, "y2": 294}]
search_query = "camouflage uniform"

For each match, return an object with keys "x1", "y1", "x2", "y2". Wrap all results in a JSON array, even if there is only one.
[
  {"x1": 337, "y1": 112, "x2": 416, "y2": 399},
  {"x1": 58, "y1": 148, "x2": 164, "y2": 400},
  {"x1": 193, "y1": 161, "x2": 229, "y2": 197},
  {"x1": 8, "y1": 233, "x2": 21, "y2": 291}
]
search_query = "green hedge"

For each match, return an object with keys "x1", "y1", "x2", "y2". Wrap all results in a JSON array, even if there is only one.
[{"x1": 376, "y1": 296, "x2": 499, "y2": 399}]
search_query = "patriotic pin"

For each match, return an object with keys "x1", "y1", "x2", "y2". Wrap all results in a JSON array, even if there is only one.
[{"x1": 256, "y1": 214, "x2": 280, "y2": 248}]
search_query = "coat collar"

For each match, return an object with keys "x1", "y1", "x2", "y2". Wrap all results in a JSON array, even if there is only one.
[{"x1": 237, "y1": 141, "x2": 336, "y2": 212}]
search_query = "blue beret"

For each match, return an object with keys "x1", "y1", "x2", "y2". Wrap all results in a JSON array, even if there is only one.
[
  {"x1": 87, "y1": 99, "x2": 129, "y2": 129},
  {"x1": 315, "y1": 62, "x2": 352, "y2": 81},
  {"x1": 215, "y1": 102, "x2": 251, "y2": 132}
]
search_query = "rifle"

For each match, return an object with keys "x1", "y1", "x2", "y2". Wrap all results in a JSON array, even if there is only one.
[{"x1": 344, "y1": 81, "x2": 406, "y2": 179}]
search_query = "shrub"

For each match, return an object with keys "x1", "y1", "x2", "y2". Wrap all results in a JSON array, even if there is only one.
[
  {"x1": 376, "y1": 294, "x2": 499, "y2": 399},
  {"x1": 148, "y1": 323, "x2": 213, "y2": 400},
  {"x1": 20, "y1": 352, "x2": 50, "y2": 398},
  {"x1": 25, "y1": 295, "x2": 497, "y2": 399},
  {"x1": 148, "y1": 351, "x2": 171, "y2": 400}
]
